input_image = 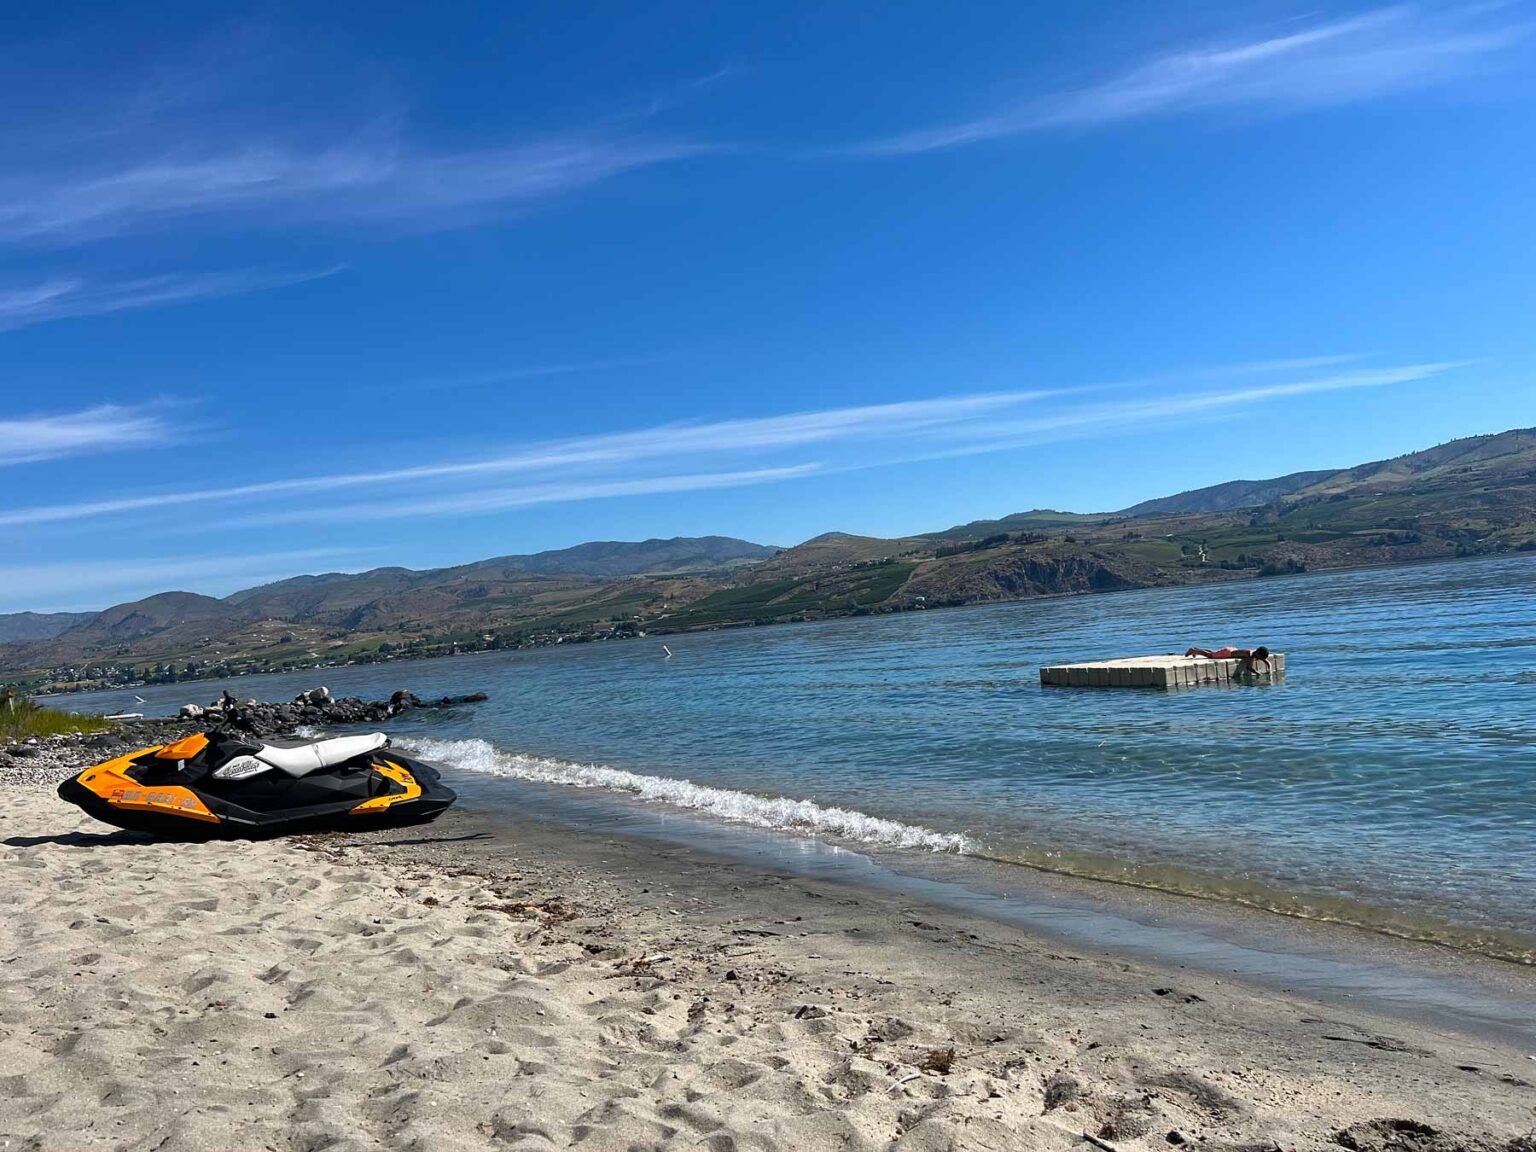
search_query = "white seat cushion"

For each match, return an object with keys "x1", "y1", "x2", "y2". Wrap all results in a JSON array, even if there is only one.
[{"x1": 255, "y1": 733, "x2": 388, "y2": 778}]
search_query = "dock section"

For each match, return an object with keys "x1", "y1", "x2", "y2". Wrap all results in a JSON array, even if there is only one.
[{"x1": 1040, "y1": 653, "x2": 1284, "y2": 689}]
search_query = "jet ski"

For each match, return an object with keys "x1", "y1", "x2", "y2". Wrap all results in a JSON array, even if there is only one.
[{"x1": 57, "y1": 730, "x2": 456, "y2": 836}]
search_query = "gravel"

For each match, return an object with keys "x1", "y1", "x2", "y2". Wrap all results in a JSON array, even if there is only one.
[
  {"x1": 0, "y1": 722, "x2": 188, "y2": 789},
  {"x1": 0, "y1": 738, "x2": 110, "y2": 789}
]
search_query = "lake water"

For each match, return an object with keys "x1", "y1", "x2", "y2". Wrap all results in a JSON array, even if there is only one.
[{"x1": 67, "y1": 554, "x2": 1536, "y2": 959}]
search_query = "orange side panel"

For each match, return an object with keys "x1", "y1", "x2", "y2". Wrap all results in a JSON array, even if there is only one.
[
  {"x1": 156, "y1": 733, "x2": 210, "y2": 760},
  {"x1": 350, "y1": 759, "x2": 422, "y2": 814},
  {"x1": 76, "y1": 749, "x2": 221, "y2": 824}
]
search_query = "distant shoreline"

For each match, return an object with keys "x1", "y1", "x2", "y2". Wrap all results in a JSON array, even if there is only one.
[{"x1": 29, "y1": 548, "x2": 1532, "y2": 696}]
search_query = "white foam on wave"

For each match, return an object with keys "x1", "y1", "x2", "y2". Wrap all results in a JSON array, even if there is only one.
[{"x1": 401, "y1": 736, "x2": 970, "y2": 855}]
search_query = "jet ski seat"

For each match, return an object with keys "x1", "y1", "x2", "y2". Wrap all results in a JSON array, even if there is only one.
[{"x1": 253, "y1": 733, "x2": 389, "y2": 778}]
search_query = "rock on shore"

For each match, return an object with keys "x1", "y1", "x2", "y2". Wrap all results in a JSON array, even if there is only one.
[{"x1": 180, "y1": 687, "x2": 489, "y2": 733}]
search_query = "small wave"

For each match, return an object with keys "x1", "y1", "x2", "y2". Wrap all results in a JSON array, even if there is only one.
[
  {"x1": 398, "y1": 737, "x2": 1535, "y2": 965},
  {"x1": 400, "y1": 736, "x2": 969, "y2": 854}
]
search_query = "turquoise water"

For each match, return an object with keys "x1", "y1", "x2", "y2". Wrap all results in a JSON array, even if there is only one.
[{"x1": 69, "y1": 554, "x2": 1536, "y2": 952}]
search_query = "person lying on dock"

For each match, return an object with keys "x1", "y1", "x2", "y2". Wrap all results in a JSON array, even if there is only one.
[{"x1": 1185, "y1": 646, "x2": 1271, "y2": 672}]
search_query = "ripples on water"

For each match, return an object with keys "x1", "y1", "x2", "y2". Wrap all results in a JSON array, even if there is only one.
[{"x1": 72, "y1": 555, "x2": 1536, "y2": 950}]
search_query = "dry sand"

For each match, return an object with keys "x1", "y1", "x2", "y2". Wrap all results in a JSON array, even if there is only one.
[{"x1": 3, "y1": 784, "x2": 1534, "y2": 1152}]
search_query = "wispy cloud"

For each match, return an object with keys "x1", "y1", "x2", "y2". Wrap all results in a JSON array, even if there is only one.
[
  {"x1": 0, "y1": 548, "x2": 362, "y2": 613},
  {"x1": 0, "y1": 43, "x2": 708, "y2": 327},
  {"x1": 0, "y1": 136, "x2": 704, "y2": 246},
  {"x1": 1194, "y1": 353, "x2": 1366, "y2": 376},
  {"x1": 914, "y1": 364, "x2": 1466, "y2": 457},
  {"x1": 0, "y1": 357, "x2": 1456, "y2": 528},
  {"x1": 856, "y1": 5, "x2": 1525, "y2": 154},
  {"x1": 0, "y1": 390, "x2": 1050, "y2": 527},
  {"x1": 0, "y1": 403, "x2": 178, "y2": 466},
  {"x1": 247, "y1": 465, "x2": 822, "y2": 526},
  {"x1": 0, "y1": 267, "x2": 341, "y2": 331}
]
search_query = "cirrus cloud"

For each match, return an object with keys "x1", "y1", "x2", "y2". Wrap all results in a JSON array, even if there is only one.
[
  {"x1": 854, "y1": 5, "x2": 1526, "y2": 155},
  {"x1": 0, "y1": 357, "x2": 1461, "y2": 525},
  {"x1": 0, "y1": 403, "x2": 179, "y2": 466},
  {"x1": 0, "y1": 135, "x2": 706, "y2": 246},
  {"x1": 0, "y1": 267, "x2": 342, "y2": 332}
]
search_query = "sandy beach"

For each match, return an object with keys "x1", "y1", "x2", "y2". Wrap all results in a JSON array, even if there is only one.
[{"x1": 2, "y1": 765, "x2": 1534, "y2": 1152}]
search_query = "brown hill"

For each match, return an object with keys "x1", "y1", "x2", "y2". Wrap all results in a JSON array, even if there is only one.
[
  {"x1": 0, "y1": 611, "x2": 93, "y2": 645},
  {"x1": 5, "y1": 427, "x2": 1534, "y2": 691}
]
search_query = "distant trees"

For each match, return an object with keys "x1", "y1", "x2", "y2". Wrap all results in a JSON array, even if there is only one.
[
  {"x1": 935, "y1": 532, "x2": 1044, "y2": 559},
  {"x1": 1259, "y1": 557, "x2": 1307, "y2": 576}
]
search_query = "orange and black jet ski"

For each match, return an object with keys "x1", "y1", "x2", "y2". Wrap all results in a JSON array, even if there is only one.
[{"x1": 58, "y1": 731, "x2": 456, "y2": 836}]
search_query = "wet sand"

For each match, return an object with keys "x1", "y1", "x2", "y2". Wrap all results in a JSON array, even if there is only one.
[
  {"x1": 3, "y1": 785, "x2": 1534, "y2": 1151},
  {"x1": 438, "y1": 771, "x2": 1536, "y2": 1046}
]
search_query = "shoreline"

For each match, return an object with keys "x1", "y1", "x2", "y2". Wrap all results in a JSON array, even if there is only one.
[
  {"x1": 429, "y1": 781, "x2": 1536, "y2": 1047},
  {"x1": 24, "y1": 549, "x2": 1533, "y2": 697},
  {"x1": 4, "y1": 783, "x2": 1535, "y2": 1150},
  {"x1": 13, "y1": 722, "x2": 1535, "y2": 978},
  {"x1": 957, "y1": 842, "x2": 1536, "y2": 970},
  {"x1": 405, "y1": 736, "x2": 1536, "y2": 971}
]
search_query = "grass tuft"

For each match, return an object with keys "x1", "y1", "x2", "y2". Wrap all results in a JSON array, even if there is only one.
[{"x1": 0, "y1": 696, "x2": 110, "y2": 743}]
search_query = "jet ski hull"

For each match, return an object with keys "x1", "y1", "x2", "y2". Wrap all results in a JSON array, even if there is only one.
[{"x1": 57, "y1": 735, "x2": 457, "y2": 837}]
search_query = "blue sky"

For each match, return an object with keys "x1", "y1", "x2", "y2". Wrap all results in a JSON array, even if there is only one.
[{"x1": 3, "y1": 1, "x2": 1534, "y2": 612}]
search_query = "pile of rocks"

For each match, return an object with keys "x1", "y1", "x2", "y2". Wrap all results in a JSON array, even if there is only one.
[{"x1": 180, "y1": 687, "x2": 489, "y2": 732}]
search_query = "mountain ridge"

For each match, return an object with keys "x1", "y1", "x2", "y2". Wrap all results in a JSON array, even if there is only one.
[
  {"x1": 0, "y1": 611, "x2": 95, "y2": 646},
  {"x1": 1117, "y1": 469, "x2": 1340, "y2": 517},
  {"x1": 5, "y1": 425, "x2": 1533, "y2": 690}
]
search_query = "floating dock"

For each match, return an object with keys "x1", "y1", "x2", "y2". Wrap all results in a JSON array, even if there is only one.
[{"x1": 1040, "y1": 652, "x2": 1285, "y2": 689}]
